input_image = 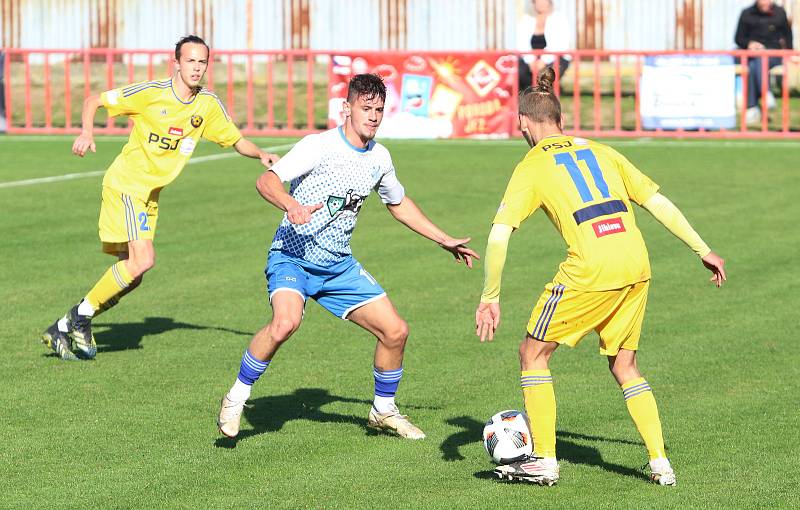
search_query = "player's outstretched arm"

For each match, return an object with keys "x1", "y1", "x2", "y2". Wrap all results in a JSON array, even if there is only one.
[
  {"x1": 386, "y1": 196, "x2": 479, "y2": 268},
  {"x1": 72, "y1": 95, "x2": 102, "y2": 157},
  {"x1": 475, "y1": 223, "x2": 513, "y2": 342},
  {"x1": 255, "y1": 170, "x2": 321, "y2": 224},
  {"x1": 642, "y1": 192, "x2": 726, "y2": 287},
  {"x1": 233, "y1": 137, "x2": 280, "y2": 169}
]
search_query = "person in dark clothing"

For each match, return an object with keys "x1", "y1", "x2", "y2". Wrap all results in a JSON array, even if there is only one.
[
  {"x1": 517, "y1": 0, "x2": 571, "y2": 92},
  {"x1": 734, "y1": 0, "x2": 793, "y2": 122}
]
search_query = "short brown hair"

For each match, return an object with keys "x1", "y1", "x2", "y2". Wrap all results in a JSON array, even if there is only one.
[{"x1": 175, "y1": 35, "x2": 209, "y2": 60}]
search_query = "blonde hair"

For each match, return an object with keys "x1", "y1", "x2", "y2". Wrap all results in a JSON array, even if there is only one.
[{"x1": 519, "y1": 66, "x2": 561, "y2": 126}]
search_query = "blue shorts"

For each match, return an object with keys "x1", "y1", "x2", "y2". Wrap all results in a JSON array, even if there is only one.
[{"x1": 266, "y1": 250, "x2": 386, "y2": 319}]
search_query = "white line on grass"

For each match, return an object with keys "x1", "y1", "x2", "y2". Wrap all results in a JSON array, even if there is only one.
[
  {"x1": 0, "y1": 143, "x2": 296, "y2": 189},
  {"x1": 386, "y1": 138, "x2": 800, "y2": 149}
]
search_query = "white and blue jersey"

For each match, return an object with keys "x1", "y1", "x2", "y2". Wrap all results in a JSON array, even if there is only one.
[{"x1": 269, "y1": 126, "x2": 405, "y2": 266}]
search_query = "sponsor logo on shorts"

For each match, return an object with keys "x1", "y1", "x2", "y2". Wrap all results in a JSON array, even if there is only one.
[
  {"x1": 592, "y1": 217, "x2": 626, "y2": 237},
  {"x1": 168, "y1": 126, "x2": 184, "y2": 136}
]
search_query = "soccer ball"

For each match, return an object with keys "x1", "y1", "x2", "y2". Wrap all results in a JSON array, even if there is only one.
[{"x1": 482, "y1": 410, "x2": 533, "y2": 464}]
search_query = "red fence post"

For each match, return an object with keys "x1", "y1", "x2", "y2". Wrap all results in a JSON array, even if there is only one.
[
  {"x1": 306, "y1": 50, "x2": 314, "y2": 130},
  {"x1": 65, "y1": 54, "x2": 72, "y2": 129},
  {"x1": 44, "y1": 52, "x2": 52, "y2": 129}
]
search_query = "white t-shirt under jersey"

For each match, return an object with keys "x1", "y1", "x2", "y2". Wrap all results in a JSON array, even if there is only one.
[{"x1": 269, "y1": 126, "x2": 405, "y2": 266}]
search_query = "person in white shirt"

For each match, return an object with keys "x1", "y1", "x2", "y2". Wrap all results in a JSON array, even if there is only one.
[
  {"x1": 517, "y1": 0, "x2": 572, "y2": 91},
  {"x1": 217, "y1": 73, "x2": 479, "y2": 442}
]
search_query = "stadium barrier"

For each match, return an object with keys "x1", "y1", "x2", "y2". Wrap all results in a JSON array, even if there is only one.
[{"x1": 1, "y1": 48, "x2": 798, "y2": 139}]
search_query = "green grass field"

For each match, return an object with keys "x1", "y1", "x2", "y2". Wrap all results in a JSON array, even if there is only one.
[{"x1": 1, "y1": 135, "x2": 798, "y2": 509}]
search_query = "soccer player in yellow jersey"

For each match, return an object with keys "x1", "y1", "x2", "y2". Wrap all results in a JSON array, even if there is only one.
[
  {"x1": 41, "y1": 35, "x2": 279, "y2": 361},
  {"x1": 475, "y1": 67, "x2": 726, "y2": 486}
]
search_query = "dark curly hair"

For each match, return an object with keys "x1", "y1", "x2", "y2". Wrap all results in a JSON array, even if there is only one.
[{"x1": 347, "y1": 73, "x2": 386, "y2": 103}]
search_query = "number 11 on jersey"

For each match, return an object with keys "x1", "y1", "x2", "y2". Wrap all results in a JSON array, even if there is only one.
[{"x1": 554, "y1": 149, "x2": 610, "y2": 203}]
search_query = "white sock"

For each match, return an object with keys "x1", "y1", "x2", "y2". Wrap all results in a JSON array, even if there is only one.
[
  {"x1": 228, "y1": 379, "x2": 252, "y2": 402},
  {"x1": 78, "y1": 299, "x2": 95, "y2": 317},
  {"x1": 540, "y1": 457, "x2": 559, "y2": 467},
  {"x1": 650, "y1": 457, "x2": 672, "y2": 472},
  {"x1": 57, "y1": 317, "x2": 69, "y2": 332},
  {"x1": 373, "y1": 395, "x2": 396, "y2": 413}
]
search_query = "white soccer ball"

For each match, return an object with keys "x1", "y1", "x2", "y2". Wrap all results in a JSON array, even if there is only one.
[{"x1": 482, "y1": 410, "x2": 533, "y2": 464}]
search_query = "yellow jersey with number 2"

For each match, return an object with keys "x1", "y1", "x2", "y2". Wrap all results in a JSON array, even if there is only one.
[
  {"x1": 493, "y1": 135, "x2": 660, "y2": 291},
  {"x1": 99, "y1": 79, "x2": 242, "y2": 201}
]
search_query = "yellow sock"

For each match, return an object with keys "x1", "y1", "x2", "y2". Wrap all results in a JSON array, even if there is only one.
[
  {"x1": 85, "y1": 261, "x2": 134, "y2": 312},
  {"x1": 521, "y1": 369, "x2": 556, "y2": 458},
  {"x1": 622, "y1": 377, "x2": 666, "y2": 460}
]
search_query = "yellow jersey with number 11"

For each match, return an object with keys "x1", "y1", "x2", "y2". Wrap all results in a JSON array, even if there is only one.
[
  {"x1": 493, "y1": 134, "x2": 660, "y2": 291},
  {"x1": 99, "y1": 79, "x2": 242, "y2": 201}
]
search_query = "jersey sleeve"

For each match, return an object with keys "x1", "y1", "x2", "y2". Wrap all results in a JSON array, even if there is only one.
[
  {"x1": 610, "y1": 147, "x2": 660, "y2": 205},
  {"x1": 202, "y1": 96, "x2": 242, "y2": 148},
  {"x1": 492, "y1": 163, "x2": 541, "y2": 228},
  {"x1": 374, "y1": 151, "x2": 405, "y2": 205},
  {"x1": 270, "y1": 135, "x2": 321, "y2": 182},
  {"x1": 100, "y1": 83, "x2": 147, "y2": 117}
]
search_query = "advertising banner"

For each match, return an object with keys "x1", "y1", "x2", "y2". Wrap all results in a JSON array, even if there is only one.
[
  {"x1": 640, "y1": 55, "x2": 736, "y2": 130},
  {"x1": 328, "y1": 54, "x2": 517, "y2": 138}
]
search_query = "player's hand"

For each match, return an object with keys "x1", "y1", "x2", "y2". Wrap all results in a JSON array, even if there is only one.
[
  {"x1": 260, "y1": 152, "x2": 280, "y2": 169},
  {"x1": 475, "y1": 302, "x2": 501, "y2": 342},
  {"x1": 747, "y1": 41, "x2": 765, "y2": 50},
  {"x1": 287, "y1": 203, "x2": 323, "y2": 224},
  {"x1": 439, "y1": 237, "x2": 480, "y2": 268},
  {"x1": 72, "y1": 132, "x2": 96, "y2": 157},
  {"x1": 701, "y1": 251, "x2": 726, "y2": 287}
]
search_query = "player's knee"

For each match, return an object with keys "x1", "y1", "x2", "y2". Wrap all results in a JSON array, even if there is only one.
[
  {"x1": 128, "y1": 253, "x2": 155, "y2": 276},
  {"x1": 519, "y1": 337, "x2": 552, "y2": 367},
  {"x1": 269, "y1": 317, "x2": 300, "y2": 343},
  {"x1": 380, "y1": 320, "x2": 408, "y2": 349}
]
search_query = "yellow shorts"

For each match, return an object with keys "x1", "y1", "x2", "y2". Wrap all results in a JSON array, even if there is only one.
[
  {"x1": 98, "y1": 186, "x2": 158, "y2": 254},
  {"x1": 526, "y1": 280, "x2": 650, "y2": 356}
]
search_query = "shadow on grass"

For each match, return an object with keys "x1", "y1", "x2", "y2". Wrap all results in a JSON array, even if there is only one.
[
  {"x1": 214, "y1": 388, "x2": 374, "y2": 449},
  {"x1": 441, "y1": 415, "x2": 484, "y2": 461},
  {"x1": 439, "y1": 418, "x2": 648, "y2": 482},
  {"x1": 94, "y1": 316, "x2": 250, "y2": 352}
]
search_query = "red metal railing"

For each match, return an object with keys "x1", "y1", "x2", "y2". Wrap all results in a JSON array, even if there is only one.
[{"x1": 1, "y1": 48, "x2": 798, "y2": 138}]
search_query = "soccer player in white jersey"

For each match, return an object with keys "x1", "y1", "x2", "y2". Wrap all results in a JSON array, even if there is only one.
[{"x1": 217, "y1": 74, "x2": 479, "y2": 439}]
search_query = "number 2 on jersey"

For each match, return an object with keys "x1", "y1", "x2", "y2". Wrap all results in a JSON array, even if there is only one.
[{"x1": 554, "y1": 149, "x2": 610, "y2": 203}]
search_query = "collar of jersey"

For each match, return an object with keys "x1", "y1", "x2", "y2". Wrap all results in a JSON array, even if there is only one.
[
  {"x1": 338, "y1": 125, "x2": 373, "y2": 153},
  {"x1": 170, "y1": 79, "x2": 198, "y2": 105}
]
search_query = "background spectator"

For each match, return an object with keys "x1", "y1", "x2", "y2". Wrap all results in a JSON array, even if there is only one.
[
  {"x1": 517, "y1": 0, "x2": 571, "y2": 92},
  {"x1": 734, "y1": 0, "x2": 793, "y2": 123}
]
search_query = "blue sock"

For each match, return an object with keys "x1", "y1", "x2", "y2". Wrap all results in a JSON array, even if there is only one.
[
  {"x1": 374, "y1": 366, "x2": 403, "y2": 397},
  {"x1": 237, "y1": 349, "x2": 271, "y2": 386}
]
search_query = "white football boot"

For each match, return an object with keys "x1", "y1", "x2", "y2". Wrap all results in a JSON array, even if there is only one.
[
  {"x1": 649, "y1": 457, "x2": 677, "y2": 486},
  {"x1": 217, "y1": 394, "x2": 247, "y2": 438},
  {"x1": 368, "y1": 404, "x2": 426, "y2": 439},
  {"x1": 494, "y1": 455, "x2": 560, "y2": 486}
]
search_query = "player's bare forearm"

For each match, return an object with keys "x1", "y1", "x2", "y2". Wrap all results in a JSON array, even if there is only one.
[
  {"x1": 73, "y1": 95, "x2": 102, "y2": 157},
  {"x1": 256, "y1": 170, "x2": 321, "y2": 224},
  {"x1": 387, "y1": 197, "x2": 479, "y2": 267},
  {"x1": 386, "y1": 196, "x2": 449, "y2": 244},
  {"x1": 256, "y1": 170, "x2": 298, "y2": 210},
  {"x1": 234, "y1": 138, "x2": 279, "y2": 168}
]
